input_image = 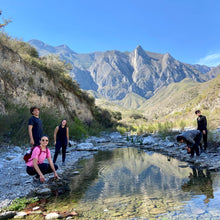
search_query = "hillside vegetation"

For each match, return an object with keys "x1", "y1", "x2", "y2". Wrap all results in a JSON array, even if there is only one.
[
  {"x1": 0, "y1": 32, "x2": 121, "y2": 145},
  {"x1": 94, "y1": 76, "x2": 220, "y2": 137}
]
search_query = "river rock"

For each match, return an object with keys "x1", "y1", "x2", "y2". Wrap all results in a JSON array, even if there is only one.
[
  {"x1": 45, "y1": 212, "x2": 61, "y2": 219},
  {"x1": 110, "y1": 132, "x2": 122, "y2": 140},
  {"x1": 68, "y1": 140, "x2": 77, "y2": 147},
  {"x1": 142, "y1": 136, "x2": 155, "y2": 145},
  {"x1": 0, "y1": 163, "x2": 3, "y2": 169},
  {"x1": 73, "y1": 171, "x2": 80, "y2": 175},
  {"x1": 76, "y1": 143, "x2": 99, "y2": 151},
  {"x1": 35, "y1": 187, "x2": 52, "y2": 196},
  {"x1": 0, "y1": 211, "x2": 16, "y2": 219},
  {"x1": 5, "y1": 156, "x2": 16, "y2": 161},
  {"x1": 14, "y1": 211, "x2": 28, "y2": 218},
  {"x1": 86, "y1": 136, "x2": 111, "y2": 143},
  {"x1": 13, "y1": 146, "x2": 22, "y2": 153}
]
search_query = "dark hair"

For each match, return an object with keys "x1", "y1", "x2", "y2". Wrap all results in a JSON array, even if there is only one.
[
  {"x1": 195, "y1": 110, "x2": 201, "y2": 114},
  {"x1": 40, "y1": 135, "x2": 49, "y2": 140},
  {"x1": 30, "y1": 106, "x2": 40, "y2": 115},
  {"x1": 60, "y1": 119, "x2": 68, "y2": 127},
  {"x1": 177, "y1": 135, "x2": 185, "y2": 142}
]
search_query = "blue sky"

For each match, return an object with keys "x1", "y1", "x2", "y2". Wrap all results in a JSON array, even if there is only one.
[{"x1": 1, "y1": 0, "x2": 220, "y2": 66}]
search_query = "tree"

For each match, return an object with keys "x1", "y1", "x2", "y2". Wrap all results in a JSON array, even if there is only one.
[{"x1": 0, "y1": 10, "x2": 11, "y2": 28}]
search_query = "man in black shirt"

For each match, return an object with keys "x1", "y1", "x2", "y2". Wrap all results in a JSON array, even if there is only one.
[
  {"x1": 28, "y1": 106, "x2": 43, "y2": 146},
  {"x1": 195, "y1": 110, "x2": 208, "y2": 152}
]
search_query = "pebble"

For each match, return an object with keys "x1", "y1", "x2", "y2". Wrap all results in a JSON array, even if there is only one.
[
  {"x1": 45, "y1": 212, "x2": 61, "y2": 219},
  {"x1": 14, "y1": 211, "x2": 27, "y2": 218}
]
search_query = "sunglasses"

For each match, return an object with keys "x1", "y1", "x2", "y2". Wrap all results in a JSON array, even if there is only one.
[{"x1": 41, "y1": 139, "x2": 49, "y2": 142}]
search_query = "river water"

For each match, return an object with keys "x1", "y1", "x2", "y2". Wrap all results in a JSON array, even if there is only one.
[{"x1": 39, "y1": 147, "x2": 220, "y2": 219}]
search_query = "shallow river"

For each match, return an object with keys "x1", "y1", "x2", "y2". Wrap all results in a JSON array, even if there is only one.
[{"x1": 38, "y1": 147, "x2": 220, "y2": 219}]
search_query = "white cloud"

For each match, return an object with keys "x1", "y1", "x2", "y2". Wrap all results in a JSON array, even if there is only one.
[{"x1": 197, "y1": 53, "x2": 220, "y2": 67}]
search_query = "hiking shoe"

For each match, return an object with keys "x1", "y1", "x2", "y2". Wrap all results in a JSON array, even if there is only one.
[{"x1": 62, "y1": 162, "x2": 66, "y2": 166}]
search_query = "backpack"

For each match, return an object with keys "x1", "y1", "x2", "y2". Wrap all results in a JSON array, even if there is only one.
[{"x1": 23, "y1": 146, "x2": 48, "y2": 163}]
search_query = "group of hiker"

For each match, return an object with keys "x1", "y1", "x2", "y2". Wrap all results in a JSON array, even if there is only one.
[
  {"x1": 177, "y1": 110, "x2": 208, "y2": 158},
  {"x1": 26, "y1": 105, "x2": 208, "y2": 182},
  {"x1": 26, "y1": 106, "x2": 69, "y2": 182}
]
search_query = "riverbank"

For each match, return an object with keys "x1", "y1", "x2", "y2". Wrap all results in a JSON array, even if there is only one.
[{"x1": 0, "y1": 131, "x2": 220, "y2": 218}]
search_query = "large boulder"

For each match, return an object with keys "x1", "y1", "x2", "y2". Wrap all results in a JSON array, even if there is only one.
[{"x1": 142, "y1": 136, "x2": 155, "y2": 145}]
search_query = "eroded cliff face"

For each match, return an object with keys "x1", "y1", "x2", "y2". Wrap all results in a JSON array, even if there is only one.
[{"x1": 0, "y1": 43, "x2": 93, "y2": 122}]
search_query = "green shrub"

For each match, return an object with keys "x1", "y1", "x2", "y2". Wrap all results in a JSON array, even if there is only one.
[
  {"x1": 92, "y1": 106, "x2": 114, "y2": 128},
  {"x1": 69, "y1": 117, "x2": 87, "y2": 141},
  {"x1": 146, "y1": 123, "x2": 157, "y2": 134},
  {"x1": 40, "y1": 109, "x2": 61, "y2": 142},
  {"x1": 112, "y1": 111, "x2": 122, "y2": 121},
  {"x1": 6, "y1": 197, "x2": 38, "y2": 211},
  {"x1": 157, "y1": 121, "x2": 173, "y2": 138},
  {"x1": 117, "y1": 126, "x2": 127, "y2": 135},
  {"x1": 0, "y1": 105, "x2": 30, "y2": 145},
  {"x1": 179, "y1": 120, "x2": 186, "y2": 131},
  {"x1": 130, "y1": 113, "x2": 144, "y2": 120}
]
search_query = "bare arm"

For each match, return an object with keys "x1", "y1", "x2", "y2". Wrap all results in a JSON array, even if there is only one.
[
  {"x1": 33, "y1": 158, "x2": 45, "y2": 182},
  {"x1": 66, "y1": 127, "x2": 69, "y2": 143},
  {"x1": 28, "y1": 125, "x2": 34, "y2": 145},
  {"x1": 54, "y1": 126, "x2": 59, "y2": 145}
]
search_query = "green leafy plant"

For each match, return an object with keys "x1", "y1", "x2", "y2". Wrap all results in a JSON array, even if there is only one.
[
  {"x1": 69, "y1": 117, "x2": 88, "y2": 141},
  {"x1": 6, "y1": 197, "x2": 38, "y2": 211}
]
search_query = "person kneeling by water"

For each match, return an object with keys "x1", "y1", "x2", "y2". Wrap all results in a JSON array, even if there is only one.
[
  {"x1": 26, "y1": 135, "x2": 59, "y2": 182},
  {"x1": 176, "y1": 130, "x2": 202, "y2": 158}
]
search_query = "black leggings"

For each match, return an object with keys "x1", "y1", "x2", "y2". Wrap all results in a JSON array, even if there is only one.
[
  {"x1": 53, "y1": 140, "x2": 67, "y2": 163},
  {"x1": 26, "y1": 163, "x2": 58, "y2": 178},
  {"x1": 202, "y1": 130, "x2": 208, "y2": 150},
  {"x1": 191, "y1": 132, "x2": 202, "y2": 156}
]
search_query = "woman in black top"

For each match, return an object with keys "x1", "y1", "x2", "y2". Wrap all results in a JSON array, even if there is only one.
[
  {"x1": 53, "y1": 119, "x2": 69, "y2": 165},
  {"x1": 195, "y1": 110, "x2": 208, "y2": 152}
]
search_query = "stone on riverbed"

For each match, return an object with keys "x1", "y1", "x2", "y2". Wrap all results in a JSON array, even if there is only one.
[
  {"x1": 0, "y1": 211, "x2": 16, "y2": 219},
  {"x1": 14, "y1": 211, "x2": 27, "y2": 218},
  {"x1": 76, "y1": 143, "x2": 99, "y2": 151},
  {"x1": 142, "y1": 136, "x2": 155, "y2": 145},
  {"x1": 35, "y1": 187, "x2": 52, "y2": 196},
  {"x1": 110, "y1": 132, "x2": 122, "y2": 140},
  {"x1": 45, "y1": 212, "x2": 61, "y2": 219}
]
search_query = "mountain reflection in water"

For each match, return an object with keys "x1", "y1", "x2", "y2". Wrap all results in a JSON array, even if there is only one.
[{"x1": 45, "y1": 147, "x2": 220, "y2": 219}]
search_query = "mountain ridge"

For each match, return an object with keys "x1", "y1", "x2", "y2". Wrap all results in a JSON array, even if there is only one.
[{"x1": 29, "y1": 40, "x2": 217, "y2": 103}]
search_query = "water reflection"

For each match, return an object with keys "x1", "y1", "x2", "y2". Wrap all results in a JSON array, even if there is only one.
[
  {"x1": 181, "y1": 168, "x2": 214, "y2": 204},
  {"x1": 81, "y1": 148, "x2": 192, "y2": 201},
  {"x1": 44, "y1": 147, "x2": 220, "y2": 219}
]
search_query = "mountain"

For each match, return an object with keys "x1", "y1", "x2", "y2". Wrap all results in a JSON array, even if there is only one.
[
  {"x1": 114, "y1": 92, "x2": 147, "y2": 109},
  {"x1": 139, "y1": 78, "x2": 202, "y2": 116},
  {"x1": 138, "y1": 75, "x2": 220, "y2": 122},
  {"x1": 29, "y1": 40, "x2": 215, "y2": 102}
]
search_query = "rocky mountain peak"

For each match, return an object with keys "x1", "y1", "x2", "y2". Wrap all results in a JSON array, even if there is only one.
[
  {"x1": 163, "y1": 52, "x2": 174, "y2": 61},
  {"x1": 29, "y1": 40, "x2": 215, "y2": 102},
  {"x1": 134, "y1": 45, "x2": 147, "y2": 57},
  {"x1": 28, "y1": 39, "x2": 56, "y2": 53},
  {"x1": 55, "y1": 44, "x2": 77, "y2": 54}
]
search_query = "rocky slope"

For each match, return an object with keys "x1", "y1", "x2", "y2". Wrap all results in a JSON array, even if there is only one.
[
  {"x1": 29, "y1": 40, "x2": 214, "y2": 102},
  {"x1": 0, "y1": 42, "x2": 93, "y2": 122}
]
